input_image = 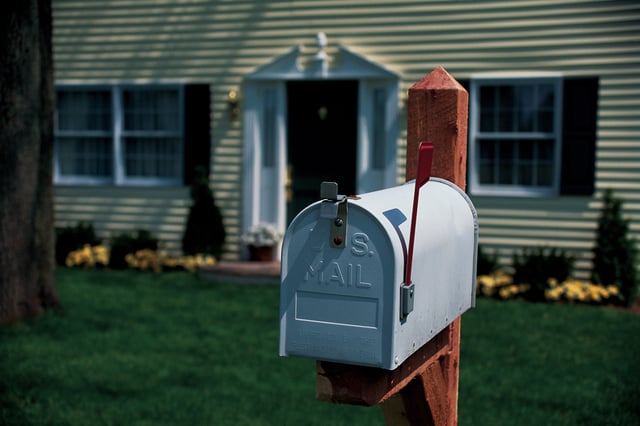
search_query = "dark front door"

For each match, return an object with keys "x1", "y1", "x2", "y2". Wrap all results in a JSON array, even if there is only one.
[{"x1": 286, "y1": 80, "x2": 358, "y2": 222}]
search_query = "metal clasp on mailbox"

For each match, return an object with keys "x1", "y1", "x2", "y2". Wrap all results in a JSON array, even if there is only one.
[{"x1": 319, "y1": 181, "x2": 348, "y2": 249}]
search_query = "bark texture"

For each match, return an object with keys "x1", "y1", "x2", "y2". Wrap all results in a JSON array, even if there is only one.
[{"x1": 0, "y1": 0, "x2": 59, "y2": 323}]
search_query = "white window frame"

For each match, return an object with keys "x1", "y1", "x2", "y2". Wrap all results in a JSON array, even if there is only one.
[
  {"x1": 469, "y1": 74, "x2": 563, "y2": 197},
  {"x1": 54, "y1": 83, "x2": 184, "y2": 186}
]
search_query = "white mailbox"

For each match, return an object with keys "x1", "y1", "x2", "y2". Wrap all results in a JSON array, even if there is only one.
[{"x1": 279, "y1": 170, "x2": 478, "y2": 370}]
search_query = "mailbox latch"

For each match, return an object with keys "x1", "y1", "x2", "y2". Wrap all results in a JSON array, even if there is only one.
[
  {"x1": 401, "y1": 282, "x2": 415, "y2": 319},
  {"x1": 319, "y1": 182, "x2": 347, "y2": 248}
]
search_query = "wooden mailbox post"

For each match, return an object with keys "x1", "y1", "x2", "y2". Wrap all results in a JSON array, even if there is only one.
[{"x1": 316, "y1": 66, "x2": 469, "y2": 426}]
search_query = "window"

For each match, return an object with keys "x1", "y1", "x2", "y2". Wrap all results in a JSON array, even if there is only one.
[
  {"x1": 55, "y1": 85, "x2": 188, "y2": 186},
  {"x1": 469, "y1": 77, "x2": 562, "y2": 196}
]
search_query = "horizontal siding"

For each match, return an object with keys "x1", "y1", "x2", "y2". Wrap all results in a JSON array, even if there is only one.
[
  {"x1": 55, "y1": 186, "x2": 190, "y2": 254},
  {"x1": 53, "y1": 0, "x2": 640, "y2": 273}
]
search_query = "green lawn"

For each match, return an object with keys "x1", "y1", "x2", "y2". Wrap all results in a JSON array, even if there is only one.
[{"x1": 1, "y1": 269, "x2": 639, "y2": 425}]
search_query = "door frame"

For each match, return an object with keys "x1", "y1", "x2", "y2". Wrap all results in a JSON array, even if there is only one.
[{"x1": 242, "y1": 38, "x2": 399, "y2": 259}]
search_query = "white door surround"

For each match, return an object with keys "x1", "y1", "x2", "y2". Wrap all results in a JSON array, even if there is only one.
[{"x1": 242, "y1": 34, "x2": 400, "y2": 259}]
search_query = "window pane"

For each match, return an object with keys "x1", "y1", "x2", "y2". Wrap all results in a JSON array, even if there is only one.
[
  {"x1": 124, "y1": 137, "x2": 181, "y2": 178},
  {"x1": 57, "y1": 137, "x2": 112, "y2": 177},
  {"x1": 498, "y1": 86, "x2": 514, "y2": 108},
  {"x1": 518, "y1": 140, "x2": 534, "y2": 185},
  {"x1": 497, "y1": 141, "x2": 514, "y2": 184},
  {"x1": 479, "y1": 83, "x2": 556, "y2": 135},
  {"x1": 538, "y1": 84, "x2": 555, "y2": 108},
  {"x1": 57, "y1": 90, "x2": 111, "y2": 131},
  {"x1": 480, "y1": 110, "x2": 494, "y2": 132},
  {"x1": 498, "y1": 110, "x2": 514, "y2": 132},
  {"x1": 478, "y1": 138, "x2": 556, "y2": 187},
  {"x1": 516, "y1": 85, "x2": 535, "y2": 132},
  {"x1": 480, "y1": 86, "x2": 495, "y2": 108},
  {"x1": 478, "y1": 139, "x2": 495, "y2": 184},
  {"x1": 497, "y1": 87, "x2": 515, "y2": 132},
  {"x1": 538, "y1": 111, "x2": 554, "y2": 132},
  {"x1": 537, "y1": 140, "x2": 554, "y2": 185},
  {"x1": 122, "y1": 87, "x2": 183, "y2": 182},
  {"x1": 538, "y1": 139, "x2": 554, "y2": 161},
  {"x1": 479, "y1": 87, "x2": 495, "y2": 132},
  {"x1": 123, "y1": 89, "x2": 179, "y2": 131}
]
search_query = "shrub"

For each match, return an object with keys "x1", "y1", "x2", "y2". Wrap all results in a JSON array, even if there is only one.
[
  {"x1": 108, "y1": 229, "x2": 159, "y2": 270},
  {"x1": 55, "y1": 221, "x2": 101, "y2": 266},
  {"x1": 512, "y1": 246, "x2": 574, "y2": 302},
  {"x1": 591, "y1": 189, "x2": 638, "y2": 306},
  {"x1": 182, "y1": 166, "x2": 226, "y2": 257},
  {"x1": 476, "y1": 245, "x2": 500, "y2": 276}
]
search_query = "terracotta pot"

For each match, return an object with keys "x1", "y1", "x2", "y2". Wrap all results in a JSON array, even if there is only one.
[{"x1": 248, "y1": 245, "x2": 274, "y2": 262}]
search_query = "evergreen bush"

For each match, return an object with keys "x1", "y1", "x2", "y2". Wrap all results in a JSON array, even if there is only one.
[
  {"x1": 476, "y1": 245, "x2": 500, "y2": 276},
  {"x1": 591, "y1": 189, "x2": 638, "y2": 306},
  {"x1": 182, "y1": 166, "x2": 226, "y2": 258},
  {"x1": 512, "y1": 246, "x2": 574, "y2": 302},
  {"x1": 108, "y1": 229, "x2": 159, "y2": 270},
  {"x1": 55, "y1": 221, "x2": 100, "y2": 266}
]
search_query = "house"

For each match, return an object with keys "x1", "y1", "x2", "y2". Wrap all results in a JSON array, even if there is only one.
[{"x1": 52, "y1": 0, "x2": 640, "y2": 278}]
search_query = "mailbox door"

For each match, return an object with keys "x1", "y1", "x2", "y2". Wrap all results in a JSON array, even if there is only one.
[{"x1": 280, "y1": 203, "x2": 401, "y2": 368}]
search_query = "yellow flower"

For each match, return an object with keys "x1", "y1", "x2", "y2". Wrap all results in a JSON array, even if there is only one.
[
  {"x1": 545, "y1": 287, "x2": 563, "y2": 301},
  {"x1": 163, "y1": 258, "x2": 178, "y2": 268},
  {"x1": 485, "y1": 287, "x2": 496, "y2": 297},
  {"x1": 495, "y1": 272, "x2": 513, "y2": 286},
  {"x1": 607, "y1": 285, "x2": 619, "y2": 296},
  {"x1": 477, "y1": 276, "x2": 494, "y2": 290},
  {"x1": 93, "y1": 245, "x2": 109, "y2": 265},
  {"x1": 498, "y1": 287, "x2": 511, "y2": 299},
  {"x1": 565, "y1": 288, "x2": 580, "y2": 300}
]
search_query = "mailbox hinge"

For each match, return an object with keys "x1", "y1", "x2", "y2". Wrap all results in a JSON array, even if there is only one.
[{"x1": 319, "y1": 181, "x2": 348, "y2": 248}]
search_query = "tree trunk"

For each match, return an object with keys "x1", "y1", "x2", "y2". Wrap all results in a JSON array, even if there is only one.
[{"x1": 0, "y1": 0, "x2": 59, "y2": 323}]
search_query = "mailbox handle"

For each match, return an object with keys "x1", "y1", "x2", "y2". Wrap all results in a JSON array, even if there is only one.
[{"x1": 404, "y1": 142, "x2": 434, "y2": 286}]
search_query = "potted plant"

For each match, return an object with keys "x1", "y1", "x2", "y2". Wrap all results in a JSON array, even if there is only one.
[{"x1": 241, "y1": 223, "x2": 282, "y2": 261}]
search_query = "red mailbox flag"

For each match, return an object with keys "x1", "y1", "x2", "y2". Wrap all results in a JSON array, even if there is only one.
[{"x1": 405, "y1": 142, "x2": 434, "y2": 286}]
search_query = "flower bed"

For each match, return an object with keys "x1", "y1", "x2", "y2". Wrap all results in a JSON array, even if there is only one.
[
  {"x1": 477, "y1": 272, "x2": 623, "y2": 305},
  {"x1": 545, "y1": 278, "x2": 621, "y2": 305},
  {"x1": 65, "y1": 245, "x2": 216, "y2": 272}
]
